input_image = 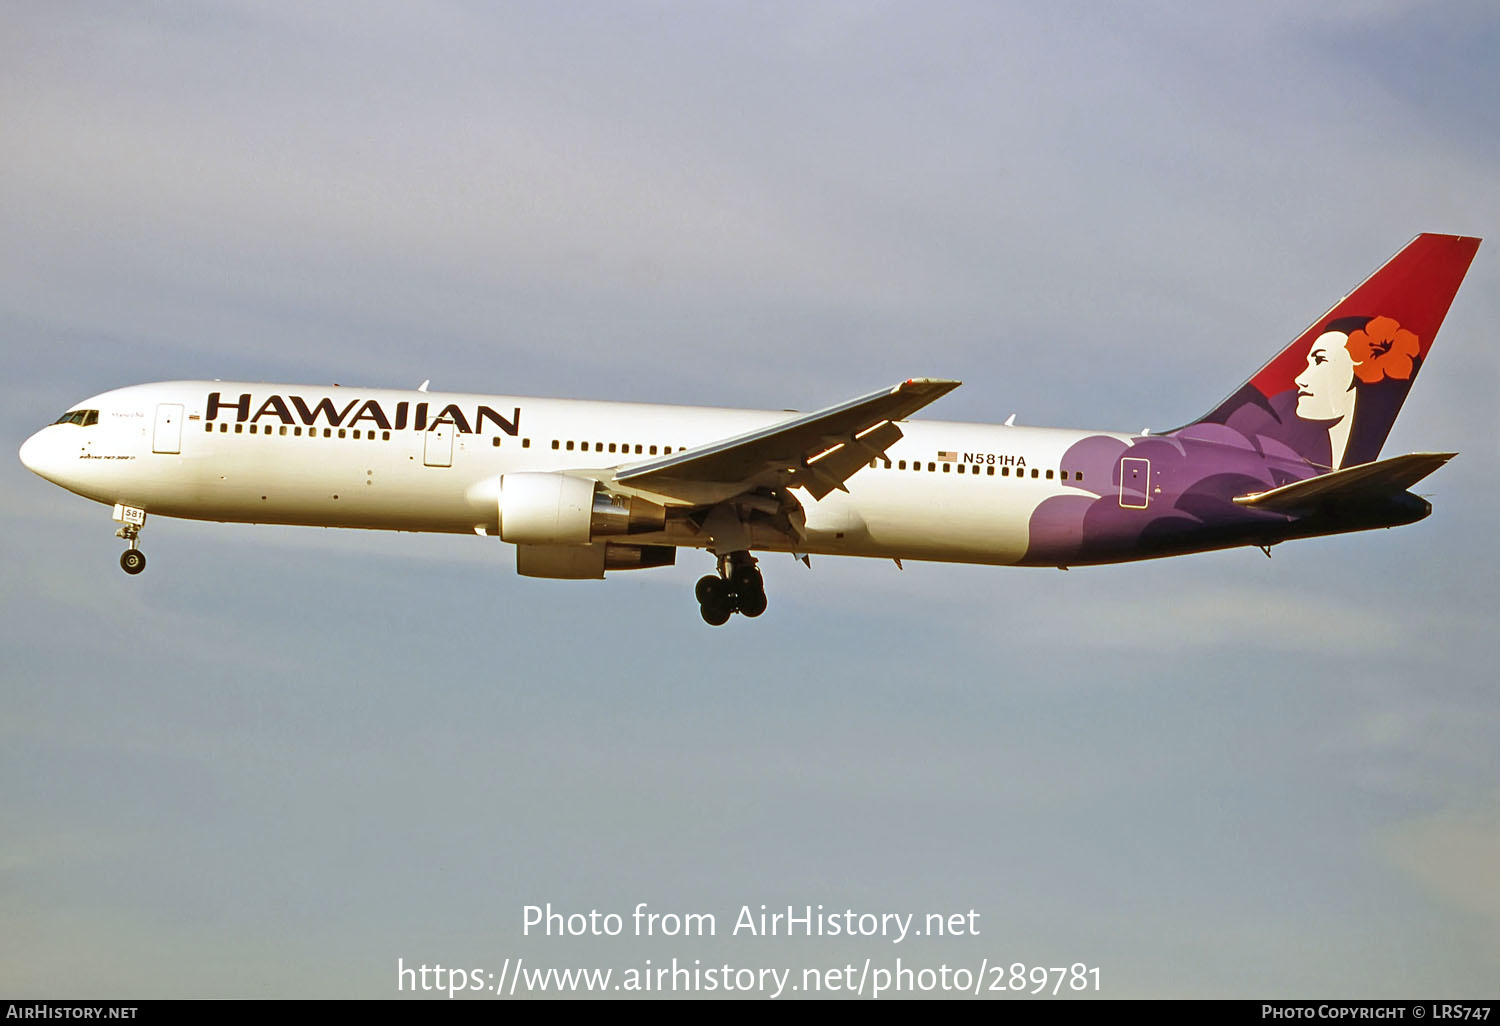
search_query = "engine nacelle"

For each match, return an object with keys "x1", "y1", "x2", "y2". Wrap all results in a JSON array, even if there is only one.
[
  {"x1": 498, "y1": 472, "x2": 665, "y2": 546},
  {"x1": 516, "y1": 542, "x2": 676, "y2": 579}
]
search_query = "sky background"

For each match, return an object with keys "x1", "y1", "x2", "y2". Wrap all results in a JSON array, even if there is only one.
[{"x1": 3, "y1": 0, "x2": 1498, "y2": 999}]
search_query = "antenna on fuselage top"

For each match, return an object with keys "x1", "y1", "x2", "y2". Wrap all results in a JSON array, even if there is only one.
[
  {"x1": 1004, "y1": 414, "x2": 1016, "y2": 426},
  {"x1": 418, "y1": 380, "x2": 430, "y2": 392}
]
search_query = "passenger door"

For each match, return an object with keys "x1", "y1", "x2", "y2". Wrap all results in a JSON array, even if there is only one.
[
  {"x1": 423, "y1": 424, "x2": 454, "y2": 467},
  {"x1": 152, "y1": 404, "x2": 184, "y2": 454},
  {"x1": 1118, "y1": 457, "x2": 1150, "y2": 509}
]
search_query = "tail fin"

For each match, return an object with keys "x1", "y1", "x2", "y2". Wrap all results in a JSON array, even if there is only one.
[{"x1": 1183, "y1": 233, "x2": 1480, "y2": 469}]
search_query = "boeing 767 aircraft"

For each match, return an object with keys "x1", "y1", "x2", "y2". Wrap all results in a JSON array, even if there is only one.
[{"x1": 19, "y1": 233, "x2": 1480, "y2": 625}]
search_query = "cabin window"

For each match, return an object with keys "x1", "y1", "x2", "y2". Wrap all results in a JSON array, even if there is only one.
[
  {"x1": 551, "y1": 439, "x2": 559, "y2": 450},
  {"x1": 338, "y1": 429, "x2": 346, "y2": 438},
  {"x1": 609, "y1": 443, "x2": 617, "y2": 453},
  {"x1": 566, "y1": 440, "x2": 575, "y2": 451},
  {"x1": 492, "y1": 437, "x2": 501, "y2": 447},
  {"x1": 987, "y1": 465, "x2": 994, "y2": 475},
  {"x1": 1031, "y1": 468, "x2": 1039, "y2": 478},
  {"x1": 220, "y1": 423, "x2": 228, "y2": 432},
  {"x1": 635, "y1": 444, "x2": 643, "y2": 454},
  {"x1": 1046, "y1": 469, "x2": 1054, "y2": 480},
  {"x1": 249, "y1": 423, "x2": 258, "y2": 434},
  {"x1": 942, "y1": 463, "x2": 950, "y2": 473},
  {"x1": 235, "y1": 424, "x2": 243, "y2": 433},
  {"x1": 522, "y1": 438, "x2": 530, "y2": 448},
  {"x1": 649, "y1": 445, "x2": 658, "y2": 455},
  {"x1": 204, "y1": 423, "x2": 212, "y2": 432},
  {"x1": 382, "y1": 431, "x2": 390, "y2": 441}
]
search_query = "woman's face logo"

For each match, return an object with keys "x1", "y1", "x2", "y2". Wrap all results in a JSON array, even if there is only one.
[{"x1": 1294, "y1": 331, "x2": 1356, "y2": 422}]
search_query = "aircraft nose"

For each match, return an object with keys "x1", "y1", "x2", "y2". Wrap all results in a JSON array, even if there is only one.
[{"x1": 18, "y1": 429, "x2": 58, "y2": 481}]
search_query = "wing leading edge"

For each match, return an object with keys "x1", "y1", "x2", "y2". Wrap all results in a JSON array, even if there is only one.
[{"x1": 614, "y1": 377, "x2": 960, "y2": 501}]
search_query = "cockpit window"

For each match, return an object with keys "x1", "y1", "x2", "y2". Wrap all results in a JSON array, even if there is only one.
[{"x1": 53, "y1": 409, "x2": 99, "y2": 427}]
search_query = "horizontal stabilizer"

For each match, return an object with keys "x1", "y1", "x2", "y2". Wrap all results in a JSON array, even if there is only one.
[{"x1": 1233, "y1": 452, "x2": 1456, "y2": 514}]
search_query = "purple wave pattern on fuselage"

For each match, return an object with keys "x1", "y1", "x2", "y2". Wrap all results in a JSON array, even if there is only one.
[{"x1": 1021, "y1": 413, "x2": 1321, "y2": 566}]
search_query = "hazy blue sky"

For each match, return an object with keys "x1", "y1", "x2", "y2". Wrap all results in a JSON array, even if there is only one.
[{"x1": 3, "y1": 1, "x2": 1497, "y2": 998}]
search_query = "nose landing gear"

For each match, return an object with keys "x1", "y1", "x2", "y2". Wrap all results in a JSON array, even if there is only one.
[
  {"x1": 696, "y1": 552, "x2": 766, "y2": 626},
  {"x1": 113, "y1": 504, "x2": 147, "y2": 575}
]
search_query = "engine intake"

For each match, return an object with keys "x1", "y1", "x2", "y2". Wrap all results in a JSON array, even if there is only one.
[{"x1": 499, "y1": 473, "x2": 665, "y2": 546}]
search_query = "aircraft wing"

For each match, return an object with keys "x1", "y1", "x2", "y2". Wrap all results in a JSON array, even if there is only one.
[
  {"x1": 615, "y1": 377, "x2": 960, "y2": 501},
  {"x1": 1232, "y1": 452, "x2": 1456, "y2": 515}
]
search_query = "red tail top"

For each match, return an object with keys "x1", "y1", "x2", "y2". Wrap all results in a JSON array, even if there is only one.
[{"x1": 1243, "y1": 233, "x2": 1480, "y2": 401}]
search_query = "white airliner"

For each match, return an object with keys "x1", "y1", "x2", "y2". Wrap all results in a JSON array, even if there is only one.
[{"x1": 19, "y1": 234, "x2": 1480, "y2": 624}]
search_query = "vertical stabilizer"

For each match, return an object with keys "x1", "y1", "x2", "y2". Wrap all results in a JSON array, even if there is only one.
[{"x1": 1185, "y1": 233, "x2": 1480, "y2": 469}]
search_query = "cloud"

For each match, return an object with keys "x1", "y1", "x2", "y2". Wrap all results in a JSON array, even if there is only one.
[{"x1": 1385, "y1": 794, "x2": 1500, "y2": 961}]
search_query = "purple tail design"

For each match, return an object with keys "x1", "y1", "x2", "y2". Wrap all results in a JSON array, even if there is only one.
[{"x1": 1021, "y1": 235, "x2": 1480, "y2": 567}]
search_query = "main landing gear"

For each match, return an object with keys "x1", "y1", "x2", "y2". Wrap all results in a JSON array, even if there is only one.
[{"x1": 696, "y1": 552, "x2": 767, "y2": 626}]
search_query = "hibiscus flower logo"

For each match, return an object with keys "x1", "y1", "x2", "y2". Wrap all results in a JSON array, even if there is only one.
[{"x1": 1345, "y1": 315, "x2": 1420, "y2": 384}]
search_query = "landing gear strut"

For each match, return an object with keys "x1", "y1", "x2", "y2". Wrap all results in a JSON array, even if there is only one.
[
  {"x1": 696, "y1": 552, "x2": 767, "y2": 626},
  {"x1": 114, "y1": 506, "x2": 147, "y2": 575}
]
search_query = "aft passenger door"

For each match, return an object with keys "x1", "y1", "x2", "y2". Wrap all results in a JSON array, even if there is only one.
[
  {"x1": 152, "y1": 404, "x2": 183, "y2": 454},
  {"x1": 423, "y1": 424, "x2": 454, "y2": 467},
  {"x1": 1118, "y1": 457, "x2": 1150, "y2": 509}
]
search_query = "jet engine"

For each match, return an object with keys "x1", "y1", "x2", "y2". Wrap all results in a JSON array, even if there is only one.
[
  {"x1": 515, "y1": 542, "x2": 676, "y2": 579},
  {"x1": 498, "y1": 472, "x2": 666, "y2": 546}
]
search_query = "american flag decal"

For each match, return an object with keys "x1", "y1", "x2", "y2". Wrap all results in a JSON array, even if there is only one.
[{"x1": 937, "y1": 450, "x2": 957, "y2": 461}]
